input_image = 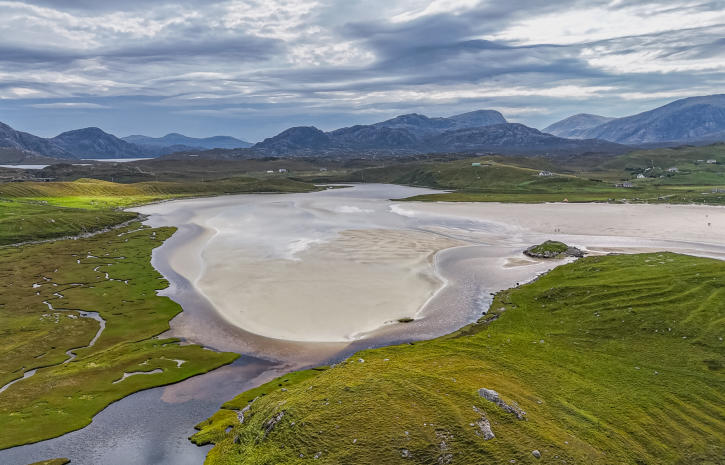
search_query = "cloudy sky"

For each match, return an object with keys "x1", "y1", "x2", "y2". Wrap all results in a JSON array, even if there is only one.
[{"x1": 1, "y1": 0, "x2": 723, "y2": 141}]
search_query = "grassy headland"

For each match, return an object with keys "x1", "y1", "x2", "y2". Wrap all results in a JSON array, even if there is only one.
[
  {"x1": 0, "y1": 176, "x2": 318, "y2": 245},
  {"x1": 194, "y1": 253, "x2": 724, "y2": 464},
  {"x1": 0, "y1": 223, "x2": 239, "y2": 449}
]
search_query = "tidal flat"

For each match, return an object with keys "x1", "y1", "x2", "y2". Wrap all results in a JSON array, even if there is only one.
[{"x1": 3, "y1": 184, "x2": 724, "y2": 464}]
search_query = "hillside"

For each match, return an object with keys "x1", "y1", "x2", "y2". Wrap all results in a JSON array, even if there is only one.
[
  {"x1": 580, "y1": 95, "x2": 725, "y2": 144},
  {"x1": 194, "y1": 252, "x2": 725, "y2": 464},
  {"x1": 543, "y1": 114, "x2": 614, "y2": 138},
  {"x1": 0, "y1": 122, "x2": 74, "y2": 159},
  {"x1": 426, "y1": 123, "x2": 624, "y2": 154},
  {"x1": 51, "y1": 127, "x2": 147, "y2": 159}
]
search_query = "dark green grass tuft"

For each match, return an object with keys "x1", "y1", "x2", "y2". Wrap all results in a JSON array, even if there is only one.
[
  {"x1": 527, "y1": 240, "x2": 568, "y2": 254},
  {"x1": 27, "y1": 459, "x2": 70, "y2": 465}
]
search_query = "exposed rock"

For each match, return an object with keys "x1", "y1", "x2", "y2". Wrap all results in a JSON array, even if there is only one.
[
  {"x1": 237, "y1": 402, "x2": 253, "y2": 424},
  {"x1": 262, "y1": 410, "x2": 285, "y2": 436},
  {"x1": 400, "y1": 448, "x2": 411, "y2": 458},
  {"x1": 532, "y1": 450, "x2": 542, "y2": 459},
  {"x1": 479, "y1": 388, "x2": 500, "y2": 403},
  {"x1": 472, "y1": 406, "x2": 495, "y2": 440},
  {"x1": 478, "y1": 388, "x2": 526, "y2": 420}
]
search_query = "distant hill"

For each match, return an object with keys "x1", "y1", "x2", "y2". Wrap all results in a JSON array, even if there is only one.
[
  {"x1": 550, "y1": 95, "x2": 725, "y2": 144},
  {"x1": 0, "y1": 147, "x2": 60, "y2": 164},
  {"x1": 0, "y1": 122, "x2": 74, "y2": 159},
  {"x1": 51, "y1": 127, "x2": 147, "y2": 159},
  {"x1": 543, "y1": 114, "x2": 614, "y2": 138},
  {"x1": 123, "y1": 133, "x2": 252, "y2": 150},
  {"x1": 0, "y1": 124, "x2": 251, "y2": 160},
  {"x1": 369, "y1": 110, "x2": 506, "y2": 138},
  {"x1": 252, "y1": 110, "x2": 624, "y2": 157},
  {"x1": 427, "y1": 123, "x2": 625, "y2": 154}
]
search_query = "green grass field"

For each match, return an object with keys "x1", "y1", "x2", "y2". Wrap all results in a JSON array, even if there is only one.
[
  {"x1": 195, "y1": 253, "x2": 724, "y2": 464},
  {"x1": 0, "y1": 223, "x2": 239, "y2": 449},
  {"x1": 0, "y1": 177, "x2": 318, "y2": 245},
  {"x1": 308, "y1": 144, "x2": 724, "y2": 205},
  {"x1": 0, "y1": 198, "x2": 137, "y2": 245}
]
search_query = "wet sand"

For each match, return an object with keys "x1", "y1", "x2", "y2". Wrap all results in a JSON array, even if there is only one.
[{"x1": 134, "y1": 185, "x2": 725, "y2": 357}]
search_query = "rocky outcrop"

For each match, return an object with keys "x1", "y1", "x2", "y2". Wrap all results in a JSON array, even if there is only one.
[
  {"x1": 524, "y1": 241, "x2": 585, "y2": 259},
  {"x1": 472, "y1": 406, "x2": 495, "y2": 440},
  {"x1": 478, "y1": 387, "x2": 526, "y2": 420},
  {"x1": 262, "y1": 410, "x2": 285, "y2": 436}
]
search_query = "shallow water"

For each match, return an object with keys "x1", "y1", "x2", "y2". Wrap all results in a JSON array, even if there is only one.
[
  {"x1": 3, "y1": 184, "x2": 725, "y2": 465},
  {"x1": 0, "y1": 164, "x2": 49, "y2": 169},
  {"x1": 85, "y1": 158, "x2": 155, "y2": 163}
]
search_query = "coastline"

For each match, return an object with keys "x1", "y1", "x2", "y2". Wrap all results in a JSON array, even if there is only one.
[{"x1": 132, "y1": 185, "x2": 725, "y2": 356}]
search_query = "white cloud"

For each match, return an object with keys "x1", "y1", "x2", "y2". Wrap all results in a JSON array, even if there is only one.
[
  {"x1": 391, "y1": 0, "x2": 481, "y2": 23},
  {"x1": 487, "y1": 2, "x2": 725, "y2": 46},
  {"x1": 29, "y1": 102, "x2": 110, "y2": 108}
]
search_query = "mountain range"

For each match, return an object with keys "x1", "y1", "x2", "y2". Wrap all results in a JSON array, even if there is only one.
[
  {"x1": 2, "y1": 94, "x2": 725, "y2": 161},
  {"x1": 251, "y1": 117, "x2": 624, "y2": 157},
  {"x1": 545, "y1": 94, "x2": 725, "y2": 144},
  {"x1": 122, "y1": 133, "x2": 252, "y2": 151},
  {"x1": 249, "y1": 110, "x2": 625, "y2": 156},
  {"x1": 0, "y1": 125, "x2": 251, "y2": 160}
]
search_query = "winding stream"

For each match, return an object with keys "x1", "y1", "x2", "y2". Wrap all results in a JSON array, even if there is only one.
[{"x1": 0, "y1": 298, "x2": 106, "y2": 394}]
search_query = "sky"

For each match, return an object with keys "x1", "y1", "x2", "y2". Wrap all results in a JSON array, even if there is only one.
[{"x1": 0, "y1": 0, "x2": 723, "y2": 142}]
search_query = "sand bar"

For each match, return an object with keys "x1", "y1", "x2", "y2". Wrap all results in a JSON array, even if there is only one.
[{"x1": 132, "y1": 185, "x2": 725, "y2": 353}]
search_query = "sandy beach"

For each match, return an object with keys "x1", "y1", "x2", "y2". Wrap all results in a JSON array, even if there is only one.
[{"x1": 133, "y1": 185, "x2": 725, "y2": 353}]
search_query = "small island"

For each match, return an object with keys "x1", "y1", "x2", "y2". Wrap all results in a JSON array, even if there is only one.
[{"x1": 524, "y1": 240, "x2": 585, "y2": 259}]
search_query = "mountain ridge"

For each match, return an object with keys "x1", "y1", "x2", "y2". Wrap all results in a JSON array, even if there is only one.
[
  {"x1": 122, "y1": 133, "x2": 252, "y2": 150},
  {"x1": 543, "y1": 114, "x2": 614, "y2": 138},
  {"x1": 250, "y1": 110, "x2": 625, "y2": 156},
  {"x1": 547, "y1": 95, "x2": 725, "y2": 144},
  {"x1": 51, "y1": 127, "x2": 145, "y2": 159}
]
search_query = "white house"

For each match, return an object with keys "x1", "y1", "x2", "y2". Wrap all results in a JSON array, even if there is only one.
[
  {"x1": 667, "y1": 167, "x2": 679, "y2": 173},
  {"x1": 707, "y1": 159, "x2": 718, "y2": 164},
  {"x1": 278, "y1": 168, "x2": 288, "y2": 173},
  {"x1": 538, "y1": 171, "x2": 553, "y2": 177},
  {"x1": 636, "y1": 174, "x2": 645, "y2": 179}
]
